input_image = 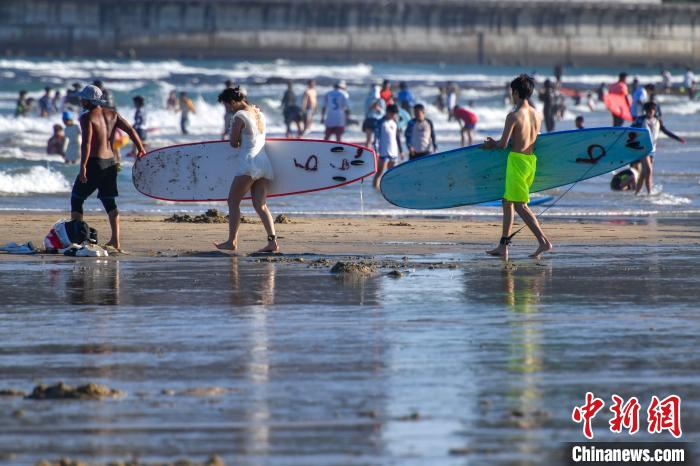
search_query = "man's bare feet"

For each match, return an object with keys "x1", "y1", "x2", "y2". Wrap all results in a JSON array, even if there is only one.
[
  {"x1": 529, "y1": 240, "x2": 553, "y2": 259},
  {"x1": 486, "y1": 244, "x2": 508, "y2": 257},
  {"x1": 257, "y1": 240, "x2": 280, "y2": 254},
  {"x1": 214, "y1": 240, "x2": 237, "y2": 251},
  {"x1": 105, "y1": 241, "x2": 120, "y2": 250}
]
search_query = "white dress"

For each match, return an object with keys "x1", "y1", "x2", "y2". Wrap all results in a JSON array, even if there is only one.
[{"x1": 232, "y1": 108, "x2": 273, "y2": 181}]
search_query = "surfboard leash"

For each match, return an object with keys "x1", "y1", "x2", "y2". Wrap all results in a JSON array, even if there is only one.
[{"x1": 506, "y1": 130, "x2": 629, "y2": 242}]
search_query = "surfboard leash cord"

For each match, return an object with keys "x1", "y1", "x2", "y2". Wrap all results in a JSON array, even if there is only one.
[{"x1": 506, "y1": 130, "x2": 629, "y2": 242}]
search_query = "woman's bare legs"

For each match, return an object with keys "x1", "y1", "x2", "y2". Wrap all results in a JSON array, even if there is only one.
[
  {"x1": 251, "y1": 179, "x2": 280, "y2": 253},
  {"x1": 215, "y1": 175, "x2": 254, "y2": 251}
]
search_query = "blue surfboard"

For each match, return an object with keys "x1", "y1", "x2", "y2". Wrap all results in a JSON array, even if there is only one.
[{"x1": 380, "y1": 127, "x2": 651, "y2": 209}]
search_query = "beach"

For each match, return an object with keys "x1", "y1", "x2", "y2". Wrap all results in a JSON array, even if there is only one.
[
  {"x1": 1, "y1": 56, "x2": 699, "y2": 465},
  {"x1": 1, "y1": 211, "x2": 699, "y2": 258}
]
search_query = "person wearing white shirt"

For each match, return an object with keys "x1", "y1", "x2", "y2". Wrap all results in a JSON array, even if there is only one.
[
  {"x1": 321, "y1": 81, "x2": 350, "y2": 141},
  {"x1": 630, "y1": 83, "x2": 653, "y2": 118},
  {"x1": 372, "y1": 104, "x2": 403, "y2": 189},
  {"x1": 684, "y1": 68, "x2": 696, "y2": 100}
]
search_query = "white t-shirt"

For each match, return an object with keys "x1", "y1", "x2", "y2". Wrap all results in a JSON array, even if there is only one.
[
  {"x1": 644, "y1": 117, "x2": 660, "y2": 152},
  {"x1": 378, "y1": 119, "x2": 399, "y2": 158},
  {"x1": 685, "y1": 71, "x2": 695, "y2": 88},
  {"x1": 64, "y1": 124, "x2": 81, "y2": 162},
  {"x1": 323, "y1": 89, "x2": 348, "y2": 128},
  {"x1": 630, "y1": 87, "x2": 647, "y2": 118}
]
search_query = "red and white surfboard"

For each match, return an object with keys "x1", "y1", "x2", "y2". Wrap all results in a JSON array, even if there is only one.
[{"x1": 132, "y1": 138, "x2": 376, "y2": 201}]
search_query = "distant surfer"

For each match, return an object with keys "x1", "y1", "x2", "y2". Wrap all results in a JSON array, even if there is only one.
[
  {"x1": 71, "y1": 85, "x2": 146, "y2": 252},
  {"x1": 482, "y1": 74, "x2": 552, "y2": 259},
  {"x1": 215, "y1": 87, "x2": 279, "y2": 254}
]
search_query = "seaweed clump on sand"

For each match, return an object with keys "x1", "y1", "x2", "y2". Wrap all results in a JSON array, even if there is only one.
[
  {"x1": 0, "y1": 388, "x2": 26, "y2": 397},
  {"x1": 164, "y1": 209, "x2": 228, "y2": 224},
  {"x1": 274, "y1": 214, "x2": 293, "y2": 224},
  {"x1": 330, "y1": 261, "x2": 378, "y2": 276},
  {"x1": 34, "y1": 455, "x2": 226, "y2": 466},
  {"x1": 26, "y1": 382, "x2": 124, "y2": 400}
]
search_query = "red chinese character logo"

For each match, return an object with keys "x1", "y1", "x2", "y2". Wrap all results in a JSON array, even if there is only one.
[
  {"x1": 572, "y1": 392, "x2": 605, "y2": 439},
  {"x1": 647, "y1": 395, "x2": 682, "y2": 438},
  {"x1": 609, "y1": 394, "x2": 640, "y2": 434}
]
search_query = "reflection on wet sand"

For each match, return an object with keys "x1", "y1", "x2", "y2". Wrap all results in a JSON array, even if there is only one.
[
  {"x1": 2, "y1": 248, "x2": 700, "y2": 464},
  {"x1": 67, "y1": 260, "x2": 121, "y2": 306},
  {"x1": 503, "y1": 264, "x2": 550, "y2": 458}
]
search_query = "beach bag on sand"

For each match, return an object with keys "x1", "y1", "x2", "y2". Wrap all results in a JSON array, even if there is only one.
[
  {"x1": 44, "y1": 219, "x2": 72, "y2": 251},
  {"x1": 44, "y1": 219, "x2": 98, "y2": 252},
  {"x1": 64, "y1": 219, "x2": 98, "y2": 245}
]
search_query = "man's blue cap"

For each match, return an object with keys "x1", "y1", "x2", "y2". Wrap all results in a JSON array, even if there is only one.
[{"x1": 62, "y1": 111, "x2": 73, "y2": 120}]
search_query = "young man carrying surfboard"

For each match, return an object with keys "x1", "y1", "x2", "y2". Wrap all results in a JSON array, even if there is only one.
[{"x1": 482, "y1": 74, "x2": 552, "y2": 259}]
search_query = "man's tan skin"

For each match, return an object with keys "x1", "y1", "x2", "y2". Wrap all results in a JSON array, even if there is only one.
[
  {"x1": 74, "y1": 100, "x2": 146, "y2": 250},
  {"x1": 482, "y1": 77, "x2": 552, "y2": 259}
]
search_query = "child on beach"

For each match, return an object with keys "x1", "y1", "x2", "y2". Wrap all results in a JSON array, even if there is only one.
[
  {"x1": 372, "y1": 104, "x2": 403, "y2": 189},
  {"x1": 482, "y1": 74, "x2": 552, "y2": 259},
  {"x1": 575, "y1": 116, "x2": 584, "y2": 129},
  {"x1": 47, "y1": 124, "x2": 67, "y2": 157},
  {"x1": 62, "y1": 111, "x2": 81, "y2": 164},
  {"x1": 631, "y1": 101, "x2": 681, "y2": 196},
  {"x1": 405, "y1": 103, "x2": 437, "y2": 159}
]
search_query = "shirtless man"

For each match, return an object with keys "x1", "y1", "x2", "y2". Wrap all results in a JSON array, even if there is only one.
[
  {"x1": 301, "y1": 79, "x2": 317, "y2": 135},
  {"x1": 482, "y1": 74, "x2": 552, "y2": 259},
  {"x1": 71, "y1": 85, "x2": 146, "y2": 251}
]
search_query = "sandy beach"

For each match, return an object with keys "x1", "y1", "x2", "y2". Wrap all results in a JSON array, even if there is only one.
[{"x1": 2, "y1": 211, "x2": 699, "y2": 259}]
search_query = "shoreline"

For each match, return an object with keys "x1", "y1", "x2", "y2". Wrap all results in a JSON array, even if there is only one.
[{"x1": 1, "y1": 211, "x2": 698, "y2": 260}]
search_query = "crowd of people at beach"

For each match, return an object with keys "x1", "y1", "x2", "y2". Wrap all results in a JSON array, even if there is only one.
[{"x1": 14, "y1": 65, "x2": 694, "y2": 256}]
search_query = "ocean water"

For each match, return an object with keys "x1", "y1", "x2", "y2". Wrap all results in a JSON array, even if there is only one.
[
  {"x1": 1, "y1": 244, "x2": 699, "y2": 465},
  {"x1": 0, "y1": 58, "x2": 699, "y2": 218}
]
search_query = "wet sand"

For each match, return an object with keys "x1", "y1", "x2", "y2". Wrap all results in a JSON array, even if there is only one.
[
  {"x1": 1, "y1": 212, "x2": 699, "y2": 465},
  {"x1": 1, "y1": 211, "x2": 699, "y2": 258}
]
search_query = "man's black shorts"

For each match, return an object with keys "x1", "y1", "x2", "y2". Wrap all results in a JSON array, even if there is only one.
[{"x1": 72, "y1": 157, "x2": 118, "y2": 201}]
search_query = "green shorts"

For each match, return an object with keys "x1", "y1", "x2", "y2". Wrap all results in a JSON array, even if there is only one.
[{"x1": 503, "y1": 151, "x2": 537, "y2": 203}]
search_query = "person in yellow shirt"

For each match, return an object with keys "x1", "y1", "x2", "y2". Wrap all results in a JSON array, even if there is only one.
[{"x1": 179, "y1": 91, "x2": 196, "y2": 134}]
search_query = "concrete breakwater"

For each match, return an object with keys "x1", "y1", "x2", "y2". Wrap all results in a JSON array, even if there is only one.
[{"x1": 0, "y1": 0, "x2": 698, "y2": 66}]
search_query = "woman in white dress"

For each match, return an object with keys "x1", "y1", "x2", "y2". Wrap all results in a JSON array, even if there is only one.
[{"x1": 215, "y1": 87, "x2": 279, "y2": 253}]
